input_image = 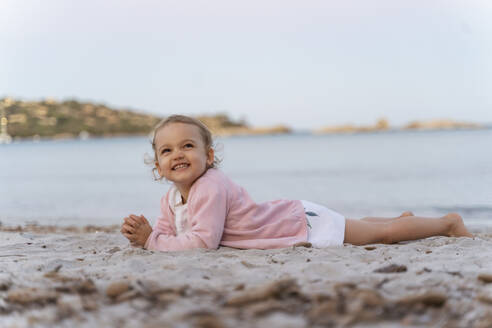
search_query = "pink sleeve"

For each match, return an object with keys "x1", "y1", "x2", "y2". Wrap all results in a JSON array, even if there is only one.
[
  {"x1": 144, "y1": 182, "x2": 227, "y2": 252},
  {"x1": 144, "y1": 194, "x2": 176, "y2": 249}
]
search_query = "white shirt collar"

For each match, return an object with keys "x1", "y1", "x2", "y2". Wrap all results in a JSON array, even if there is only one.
[
  {"x1": 170, "y1": 186, "x2": 185, "y2": 208},
  {"x1": 170, "y1": 186, "x2": 188, "y2": 235}
]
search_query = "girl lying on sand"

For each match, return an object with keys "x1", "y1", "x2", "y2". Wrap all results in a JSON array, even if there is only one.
[{"x1": 121, "y1": 115, "x2": 473, "y2": 251}]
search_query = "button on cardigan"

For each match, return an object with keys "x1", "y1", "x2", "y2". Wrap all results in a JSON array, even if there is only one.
[{"x1": 144, "y1": 168, "x2": 308, "y2": 252}]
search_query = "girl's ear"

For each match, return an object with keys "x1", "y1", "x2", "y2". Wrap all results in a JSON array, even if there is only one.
[
  {"x1": 155, "y1": 161, "x2": 162, "y2": 177},
  {"x1": 206, "y1": 148, "x2": 214, "y2": 167}
]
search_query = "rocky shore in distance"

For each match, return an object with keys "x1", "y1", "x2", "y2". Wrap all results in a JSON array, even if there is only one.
[
  {"x1": 403, "y1": 119, "x2": 484, "y2": 131},
  {"x1": 0, "y1": 98, "x2": 290, "y2": 141},
  {"x1": 315, "y1": 118, "x2": 390, "y2": 134},
  {"x1": 315, "y1": 118, "x2": 486, "y2": 135},
  {"x1": 1, "y1": 98, "x2": 488, "y2": 140},
  {"x1": 196, "y1": 114, "x2": 291, "y2": 137}
]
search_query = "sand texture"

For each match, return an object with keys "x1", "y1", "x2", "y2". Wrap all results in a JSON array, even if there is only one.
[{"x1": 1, "y1": 224, "x2": 492, "y2": 327}]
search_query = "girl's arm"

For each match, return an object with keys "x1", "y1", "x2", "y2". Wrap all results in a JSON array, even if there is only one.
[
  {"x1": 145, "y1": 185, "x2": 227, "y2": 252},
  {"x1": 142, "y1": 192, "x2": 177, "y2": 249}
]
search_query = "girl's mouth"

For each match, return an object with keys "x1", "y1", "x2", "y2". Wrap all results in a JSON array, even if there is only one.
[{"x1": 172, "y1": 163, "x2": 190, "y2": 171}]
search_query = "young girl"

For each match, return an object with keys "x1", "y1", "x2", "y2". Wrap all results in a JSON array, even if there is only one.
[{"x1": 120, "y1": 115, "x2": 473, "y2": 252}]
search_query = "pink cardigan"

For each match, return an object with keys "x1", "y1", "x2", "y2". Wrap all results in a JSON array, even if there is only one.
[{"x1": 144, "y1": 168, "x2": 308, "y2": 251}]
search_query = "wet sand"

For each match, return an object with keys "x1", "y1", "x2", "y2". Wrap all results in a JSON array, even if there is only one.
[{"x1": 1, "y1": 224, "x2": 491, "y2": 327}]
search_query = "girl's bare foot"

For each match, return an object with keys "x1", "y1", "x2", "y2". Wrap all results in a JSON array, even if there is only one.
[
  {"x1": 399, "y1": 211, "x2": 414, "y2": 217},
  {"x1": 445, "y1": 213, "x2": 474, "y2": 238}
]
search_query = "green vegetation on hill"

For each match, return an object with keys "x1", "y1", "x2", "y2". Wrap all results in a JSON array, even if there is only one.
[
  {"x1": 1, "y1": 98, "x2": 250, "y2": 139},
  {"x1": 2, "y1": 98, "x2": 161, "y2": 138}
]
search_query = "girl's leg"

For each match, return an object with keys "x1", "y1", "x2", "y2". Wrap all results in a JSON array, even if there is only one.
[
  {"x1": 344, "y1": 213, "x2": 473, "y2": 245},
  {"x1": 360, "y1": 211, "x2": 414, "y2": 223}
]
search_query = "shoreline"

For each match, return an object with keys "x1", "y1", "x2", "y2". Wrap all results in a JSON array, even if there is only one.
[
  {"x1": 2, "y1": 125, "x2": 492, "y2": 144},
  {"x1": 1, "y1": 225, "x2": 491, "y2": 327}
]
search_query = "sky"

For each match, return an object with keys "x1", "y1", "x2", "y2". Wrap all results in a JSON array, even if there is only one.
[{"x1": 1, "y1": 0, "x2": 491, "y2": 130}]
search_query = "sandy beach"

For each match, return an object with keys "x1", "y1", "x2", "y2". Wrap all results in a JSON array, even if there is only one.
[{"x1": 1, "y1": 224, "x2": 491, "y2": 327}]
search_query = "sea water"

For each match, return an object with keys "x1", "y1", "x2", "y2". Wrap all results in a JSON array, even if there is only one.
[{"x1": 1, "y1": 129, "x2": 491, "y2": 227}]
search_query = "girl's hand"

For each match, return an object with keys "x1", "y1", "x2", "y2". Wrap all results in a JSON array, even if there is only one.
[{"x1": 121, "y1": 214, "x2": 153, "y2": 247}]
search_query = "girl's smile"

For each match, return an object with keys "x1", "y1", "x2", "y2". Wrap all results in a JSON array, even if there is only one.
[{"x1": 172, "y1": 163, "x2": 190, "y2": 171}]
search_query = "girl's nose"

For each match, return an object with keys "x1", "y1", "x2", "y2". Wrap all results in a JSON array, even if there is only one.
[{"x1": 173, "y1": 150, "x2": 184, "y2": 160}]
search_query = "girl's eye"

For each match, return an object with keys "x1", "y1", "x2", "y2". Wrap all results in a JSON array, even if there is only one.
[
  {"x1": 161, "y1": 149, "x2": 170, "y2": 154},
  {"x1": 184, "y1": 143, "x2": 193, "y2": 148}
]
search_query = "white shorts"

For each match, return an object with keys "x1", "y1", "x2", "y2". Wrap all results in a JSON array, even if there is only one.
[{"x1": 301, "y1": 200, "x2": 346, "y2": 247}]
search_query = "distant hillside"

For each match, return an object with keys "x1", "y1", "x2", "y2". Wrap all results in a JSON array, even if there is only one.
[
  {"x1": 1, "y1": 98, "x2": 260, "y2": 139},
  {"x1": 2, "y1": 98, "x2": 161, "y2": 139}
]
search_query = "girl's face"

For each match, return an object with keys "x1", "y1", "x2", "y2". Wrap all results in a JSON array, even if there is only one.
[{"x1": 154, "y1": 123, "x2": 214, "y2": 196}]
